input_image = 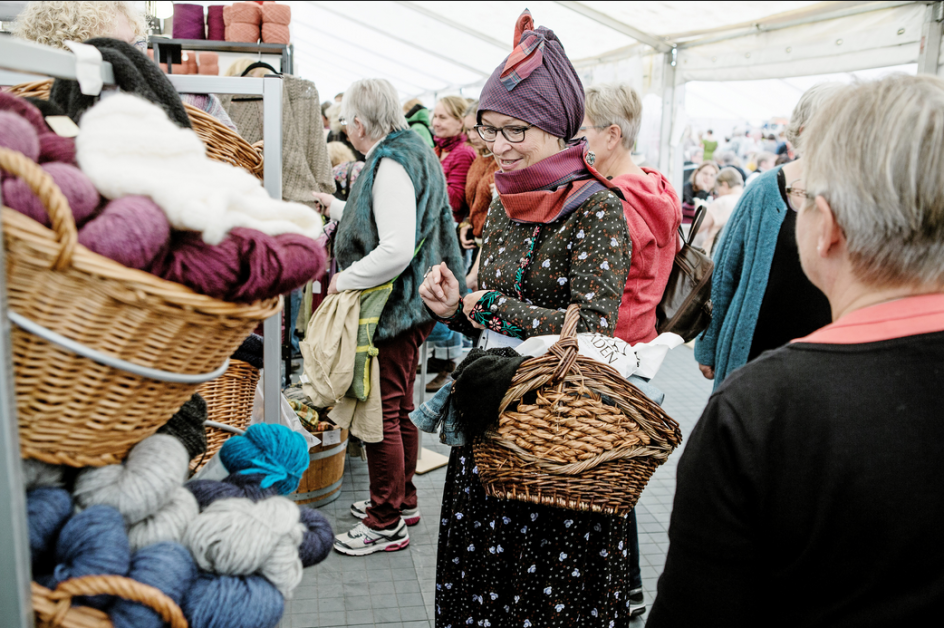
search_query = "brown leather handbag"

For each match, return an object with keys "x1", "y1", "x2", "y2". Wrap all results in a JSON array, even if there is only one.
[{"x1": 656, "y1": 205, "x2": 713, "y2": 342}]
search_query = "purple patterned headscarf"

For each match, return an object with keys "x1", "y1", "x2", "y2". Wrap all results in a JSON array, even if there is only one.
[{"x1": 478, "y1": 10, "x2": 585, "y2": 142}]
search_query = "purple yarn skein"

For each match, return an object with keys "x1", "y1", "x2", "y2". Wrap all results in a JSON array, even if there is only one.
[
  {"x1": 298, "y1": 506, "x2": 333, "y2": 567},
  {"x1": 206, "y1": 6, "x2": 226, "y2": 40},
  {"x1": 0, "y1": 110, "x2": 40, "y2": 162},
  {"x1": 78, "y1": 195, "x2": 171, "y2": 269},
  {"x1": 186, "y1": 473, "x2": 280, "y2": 511},
  {"x1": 2, "y1": 162, "x2": 100, "y2": 227},
  {"x1": 173, "y1": 3, "x2": 206, "y2": 40}
]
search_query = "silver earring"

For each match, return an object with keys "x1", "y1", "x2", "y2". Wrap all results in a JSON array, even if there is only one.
[{"x1": 587, "y1": 151, "x2": 596, "y2": 166}]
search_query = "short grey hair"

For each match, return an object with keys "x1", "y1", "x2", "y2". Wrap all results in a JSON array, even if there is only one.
[
  {"x1": 340, "y1": 79, "x2": 408, "y2": 141},
  {"x1": 584, "y1": 84, "x2": 642, "y2": 151},
  {"x1": 718, "y1": 150, "x2": 739, "y2": 166},
  {"x1": 785, "y1": 82, "x2": 843, "y2": 153},
  {"x1": 803, "y1": 74, "x2": 944, "y2": 288}
]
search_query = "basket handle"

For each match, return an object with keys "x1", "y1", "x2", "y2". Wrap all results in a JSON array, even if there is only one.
[
  {"x1": 0, "y1": 147, "x2": 78, "y2": 271},
  {"x1": 548, "y1": 304, "x2": 582, "y2": 382},
  {"x1": 36, "y1": 575, "x2": 188, "y2": 628}
]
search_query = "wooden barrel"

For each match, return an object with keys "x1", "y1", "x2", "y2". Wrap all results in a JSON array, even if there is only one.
[{"x1": 291, "y1": 426, "x2": 349, "y2": 507}]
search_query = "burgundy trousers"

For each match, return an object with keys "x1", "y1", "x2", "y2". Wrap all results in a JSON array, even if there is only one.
[{"x1": 363, "y1": 321, "x2": 434, "y2": 530}]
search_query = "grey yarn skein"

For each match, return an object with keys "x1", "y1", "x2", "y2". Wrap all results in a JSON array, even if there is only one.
[
  {"x1": 23, "y1": 459, "x2": 63, "y2": 490},
  {"x1": 127, "y1": 486, "x2": 199, "y2": 552},
  {"x1": 184, "y1": 497, "x2": 305, "y2": 597},
  {"x1": 74, "y1": 435, "x2": 189, "y2": 525}
]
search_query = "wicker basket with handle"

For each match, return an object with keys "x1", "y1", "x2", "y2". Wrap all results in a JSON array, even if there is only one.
[
  {"x1": 4, "y1": 79, "x2": 264, "y2": 179},
  {"x1": 32, "y1": 575, "x2": 187, "y2": 628},
  {"x1": 191, "y1": 359, "x2": 261, "y2": 473},
  {"x1": 473, "y1": 304, "x2": 683, "y2": 515},
  {"x1": 1, "y1": 146, "x2": 280, "y2": 467}
]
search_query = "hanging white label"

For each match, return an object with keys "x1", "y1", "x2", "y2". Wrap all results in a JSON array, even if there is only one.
[
  {"x1": 44, "y1": 116, "x2": 80, "y2": 138},
  {"x1": 322, "y1": 428, "x2": 341, "y2": 446},
  {"x1": 64, "y1": 41, "x2": 104, "y2": 95}
]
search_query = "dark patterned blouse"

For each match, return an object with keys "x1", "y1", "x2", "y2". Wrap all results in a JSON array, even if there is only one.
[{"x1": 443, "y1": 189, "x2": 631, "y2": 338}]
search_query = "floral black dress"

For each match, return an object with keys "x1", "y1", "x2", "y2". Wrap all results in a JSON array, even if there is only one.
[{"x1": 435, "y1": 189, "x2": 637, "y2": 627}]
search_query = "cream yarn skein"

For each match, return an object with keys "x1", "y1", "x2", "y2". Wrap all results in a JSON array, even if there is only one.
[
  {"x1": 127, "y1": 486, "x2": 200, "y2": 551},
  {"x1": 184, "y1": 496, "x2": 305, "y2": 597}
]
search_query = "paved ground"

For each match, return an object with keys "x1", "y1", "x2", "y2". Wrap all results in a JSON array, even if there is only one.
[{"x1": 285, "y1": 344, "x2": 714, "y2": 628}]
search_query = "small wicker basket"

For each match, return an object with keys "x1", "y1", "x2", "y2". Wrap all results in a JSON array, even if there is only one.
[
  {"x1": 473, "y1": 305, "x2": 683, "y2": 515},
  {"x1": 4, "y1": 79, "x2": 264, "y2": 179},
  {"x1": 32, "y1": 576, "x2": 187, "y2": 628},
  {"x1": 1, "y1": 147, "x2": 279, "y2": 468},
  {"x1": 191, "y1": 359, "x2": 261, "y2": 473}
]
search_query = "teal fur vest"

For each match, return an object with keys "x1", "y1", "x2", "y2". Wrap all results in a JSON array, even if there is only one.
[{"x1": 334, "y1": 129, "x2": 467, "y2": 342}]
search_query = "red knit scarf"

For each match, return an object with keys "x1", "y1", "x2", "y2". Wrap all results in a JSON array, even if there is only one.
[{"x1": 495, "y1": 139, "x2": 613, "y2": 224}]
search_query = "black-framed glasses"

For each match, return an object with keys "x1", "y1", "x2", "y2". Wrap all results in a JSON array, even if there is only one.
[{"x1": 475, "y1": 124, "x2": 533, "y2": 143}]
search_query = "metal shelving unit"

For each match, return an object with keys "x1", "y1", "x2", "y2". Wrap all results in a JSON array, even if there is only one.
[{"x1": 149, "y1": 37, "x2": 294, "y2": 74}]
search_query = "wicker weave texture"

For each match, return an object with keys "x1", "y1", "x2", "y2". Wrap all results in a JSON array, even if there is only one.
[
  {"x1": 32, "y1": 575, "x2": 187, "y2": 628},
  {"x1": 191, "y1": 359, "x2": 261, "y2": 472},
  {"x1": 1, "y1": 147, "x2": 279, "y2": 468},
  {"x1": 473, "y1": 305, "x2": 683, "y2": 515},
  {"x1": 4, "y1": 79, "x2": 264, "y2": 179}
]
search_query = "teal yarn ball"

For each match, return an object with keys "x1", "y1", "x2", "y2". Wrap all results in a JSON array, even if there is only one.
[
  {"x1": 219, "y1": 424, "x2": 309, "y2": 495},
  {"x1": 182, "y1": 572, "x2": 284, "y2": 628}
]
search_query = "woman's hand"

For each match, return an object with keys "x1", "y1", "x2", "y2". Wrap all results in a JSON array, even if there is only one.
[
  {"x1": 459, "y1": 224, "x2": 476, "y2": 250},
  {"x1": 326, "y1": 273, "x2": 341, "y2": 295},
  {"x1": 419, "y1": 262, "x2": 461, "y2": 318},
  {"x1": 698, "y1": 364, "x2": 715, "y2": 380},
  {"x1": 311, "y1": 192, "x2": 334, "y2": 216},
  {"x1": 462, "y1": 290, "x2": 489, "y2": 329}
]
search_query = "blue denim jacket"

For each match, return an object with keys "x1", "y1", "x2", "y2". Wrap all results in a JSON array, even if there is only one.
[{"x1": 409, "y1": 384, "x2": 467, "y2": 446}]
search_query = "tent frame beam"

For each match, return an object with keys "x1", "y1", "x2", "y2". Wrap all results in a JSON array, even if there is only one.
[
  {"x1": 554, "y1": 1, "x2": 672, "y2": 52},
  {"x1": 392, "y1": 1, "x2": 509, "y2": 51},
  {"x1": 917, "y1": 1, "x2": 944, "y2": 74}
]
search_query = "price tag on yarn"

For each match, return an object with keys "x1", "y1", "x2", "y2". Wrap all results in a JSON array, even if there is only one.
[
  {"x1": 45, "y1": 116, "x2": 80, "y2": 138},
  {"x1": 322, "y1": 429, "x2": 341, "y2": 446}
]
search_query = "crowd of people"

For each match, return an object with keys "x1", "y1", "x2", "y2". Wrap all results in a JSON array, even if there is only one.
[{"x1": 7, "y1": 2, "x2": 944, "y2": 627}]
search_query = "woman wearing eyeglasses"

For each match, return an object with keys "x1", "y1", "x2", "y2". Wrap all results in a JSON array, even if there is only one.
[
  {"x1": 694, "y1": 83, "x2": 839, "y2": 388},
  {"x1": 419, "y1": 11, "x2": 634, "y2": 627}
]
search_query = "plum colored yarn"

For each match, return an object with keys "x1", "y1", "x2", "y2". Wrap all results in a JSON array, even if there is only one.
[
  {"x1": 157, "y1": 393, "x2": 209, "y2": 460},
  {"x1": 110, "y1": 542, "x2": 196, "y2": 628},
  {"x1": 182, "y1": 572, "x2": 284, "y2": 628},
  {"x1": 0, "y1": 110, "x2": 40, "y2": 162},
  {"x1": 183, "y1": 496, "x2": 304, "y2": 596},
  {"x1": 27, "y1": 487, "x2": 73, "y2": 564},
  {"x1": 207, "y1": 7, "x2": 226, "y2": 40},
  {"x1": 78, "y1": 195, "x2": 171, "y2": 270},
  {"x1": 219, "y1": 423, "x2": 309, "y2": 494},
  {"x1": 186, "y1": 473, "x2": 279, "y2": 511},
  {"x1": 52, "y1": 505, "x2": 130, "y2": 609},
  {"x1": 22, "y1": 459, "x2": 63, "y2": 490},
  {"x1": 150, "y1": 227, "x2": 327, "y2": 304},
  {"x1": 2, "y1": 162, "x2": 100, "y2": 227},
  {"x1": 38, "y1": 133, "x2": 77, "y2": 165},
  {"x1": 173, "y1": 4, "x2": 206, "y2": 40},
  {"x1": 297, "y1": 506, "x2": 333, "y2": 567}
]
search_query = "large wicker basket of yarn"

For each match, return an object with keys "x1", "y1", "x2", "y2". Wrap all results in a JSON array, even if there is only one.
[
  {"x1": 0, "y1": 145, "x2": 280, "y2": 468},
  {"x1": 6, "y1": 79, "x2": 264, "y2": 180},
  {"x1": 191, "y1": 359, "x2": 261, "y2": 473},
  {"x1": 32, "y1": 575, "x2": 186, "y2": 628},
  {"x1": 473, "y1": 304, "x2": 683, "y2": 515}
]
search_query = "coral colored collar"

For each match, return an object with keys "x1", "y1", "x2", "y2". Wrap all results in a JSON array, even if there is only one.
[{"x1": 794, "y1": 293, "x2": 944, "y2": 344}]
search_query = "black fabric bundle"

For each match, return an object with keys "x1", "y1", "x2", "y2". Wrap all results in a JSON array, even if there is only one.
[
  {"x1": 450, "y1": 347, "x2": 528, "y2": 442},
  {"x1": 50, "y1": 38, "x2": 191, "y2": 128},
  {"x1": 231, "y1": 333, "x2": 264, "y2": 369},
  {"x1": 157, "y1": 393, "x2": 208, "y2": 459}
]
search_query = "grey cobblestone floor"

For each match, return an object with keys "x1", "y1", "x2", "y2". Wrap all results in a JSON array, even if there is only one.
[{"x1": 286, "y1": 344, "x2": 713, "y2": 628}]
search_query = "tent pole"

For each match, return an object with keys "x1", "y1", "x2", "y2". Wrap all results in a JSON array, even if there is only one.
[
  {"x1": 917, "y1": 1, "x2": 944, "y2": 75},
  {"x1": 658, "y1": 49, "x2": 677, "y2": 178}
]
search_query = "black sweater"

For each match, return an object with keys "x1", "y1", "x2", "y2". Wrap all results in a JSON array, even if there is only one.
[{"x1": 648, "y1": 331, "x2": 944, "y2": 627}]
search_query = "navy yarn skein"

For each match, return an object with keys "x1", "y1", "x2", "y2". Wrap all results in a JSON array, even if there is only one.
[
  {"x1": 27, "y1": 487, "x2": 72, "y2": 572},
  {"x1": 298, "y1": 506, "x2": 333, "y2": 567},
  {"x1": 182, "y1": 572, "x2": 284, "y2": 628},
  {"x1": 52, "y1": 505, "x2": 130, "y2": 609},
  {"x1": 219, "y1": 423, "x2": 309, "y2": 495},
  {"x1": 186, "y1": 472, "x2": 279, "y2": 510},
  {"x1": 110, "y1": 542, "x2": 196, "y2": 628}
]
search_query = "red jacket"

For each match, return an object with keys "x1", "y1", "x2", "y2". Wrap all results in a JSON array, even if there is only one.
[
  {"x1": 612, "y1": 169, "x2": 682, "y2": 344},
  {"x1": 435, "y1": 135, "x2": 478, "y2": 223}
]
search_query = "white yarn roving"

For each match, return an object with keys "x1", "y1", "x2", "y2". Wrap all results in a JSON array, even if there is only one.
[
  {"x1": 184, "y1": 496, "x2": 305, "y2": 597},
  {"x1": 73, "y1": 434, "x2": 197, "y2": 550},
  {"x1": 22, "y1": 459, "x2": 63, "y2": 490}
]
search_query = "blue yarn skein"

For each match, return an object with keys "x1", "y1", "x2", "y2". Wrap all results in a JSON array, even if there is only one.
[
  {"x1": 298, "y1": 506, "x2": 333, "y2": 567},
  {"x1": 182, "y1": 572, "x2": 284, "y2": 628},
  {"x1": 27, "y1": 487, "x2": 73, "y2": 568},
  {"x1": 52, "y1": 505, "x2": 130, "y2": 610},
  {"x1": 219, "y1": 424, "x2": 308, "y2": 495},
  {"x1": 110, "y1": 542, "x2": 196, "y2": 628}
]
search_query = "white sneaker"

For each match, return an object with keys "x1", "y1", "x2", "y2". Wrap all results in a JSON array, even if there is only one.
[
  {"x1": 333, "y1": 520, "x2": 410, "y2": 556},
  {"x1": 350, "y1": 499, "x2": 421, "y2": 526}
]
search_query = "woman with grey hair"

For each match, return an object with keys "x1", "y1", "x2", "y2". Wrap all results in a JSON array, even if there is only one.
[
  {"x1": 312, "y1": 79, "x2": 465, "y2": 556},
  {"x1": 694, "y1": 83, "x2": 841, "y2": 387},
  {"x1": 649, "y1": 73, "x2": 944, "y2": 627}
]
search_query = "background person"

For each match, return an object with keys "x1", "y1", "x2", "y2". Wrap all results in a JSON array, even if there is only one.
[
  {"x1": 745, "y1": 151, "x2": 776, "y2": 186},
  {"x1": 311, "y1": 78, "x2": 465, "y2": 556},
  {"x1": 649, "y1": 73, "x2": 944, "y2": 628},
  {"x1": 459, "y1": 99, "x2": 499, "y2": 256},
  {"x1": 694, "y1": 83, "x2": 841, "y2": 388},
  {"x1": 696, "y1": 167, "x2": 743, "y2": 254},
  {"x1": 432, "y1": 95, "x2": 477, "y2": 223},
  {"x1": 402, "y1": 98, "x2": 435, "y2": 148},
  {"x1": 681, "y1": 161, "x2": 718, "y2": 225}
]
